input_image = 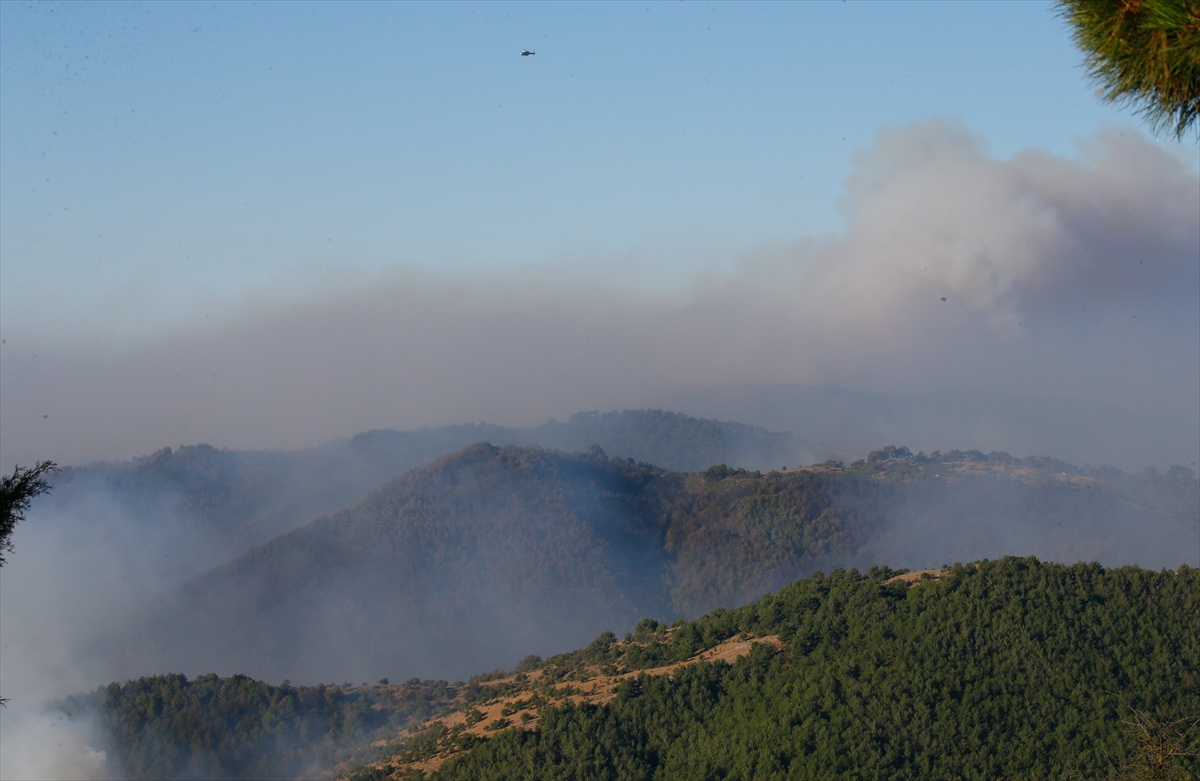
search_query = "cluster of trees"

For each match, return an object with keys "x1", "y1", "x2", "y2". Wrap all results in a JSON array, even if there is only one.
[
  {"x1": 850, "y1": 444, "x2": 1198, "y2": 513},
  {"x1": 59, "y1": 673, "x2": 460, "y2": 780},
  {"x1": 659, "y1": 466, "x2": 885, "y2": 616},
  {"x1": 858, "y1": 444, "x2": 1106, "y2": 471},
  {"x1": 0, "y1": 460, "x2": 57, "y2": 568},
  {"x1": 392, "y1": 559, "x2": 1199, "y2": 780}
]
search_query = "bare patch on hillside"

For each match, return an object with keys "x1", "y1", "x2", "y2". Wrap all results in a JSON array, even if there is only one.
[
  {"x1": 339, "y1": 633, "x2": 782, "y2": 778},
  {"x1": 885, "y1": 569, "x2": 948, "y2": 586}
]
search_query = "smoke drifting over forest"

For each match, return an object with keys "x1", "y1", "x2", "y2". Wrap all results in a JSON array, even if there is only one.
[
  {"x1": 2, "y1": 440, "x2": 1196, "y2": 700},
  {"x1": 2, "y1": 120, "x2": 1196, "y2": 469},
  {"x1": 0, "y1": 121, "x2": 1196, "y2": 780}
]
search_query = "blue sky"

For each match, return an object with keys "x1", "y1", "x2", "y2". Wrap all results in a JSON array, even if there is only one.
[
  {"x1": 1, "y1": 1, "x2": 1197, "y2": 467},
  {"x1": 1, "y1": 0, "x2": 1181, "y2": 344}
]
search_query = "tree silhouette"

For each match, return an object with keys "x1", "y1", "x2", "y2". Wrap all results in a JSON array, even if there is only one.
[
  {"x1": 0, "y1": 460, "x2": 57, "y2": 568},
  {"x1": 0, "y1": 459, "x2": 58, "y2": 705}
]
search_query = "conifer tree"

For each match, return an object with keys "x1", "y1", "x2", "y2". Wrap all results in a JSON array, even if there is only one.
[
  {"x1": 0, "y1": 459, "x2": 57, "y2": 706},
  {"x1": 0, "y1": 460, "x2": 57, "y2": 568},
  {"x1": 1058, "y1": 0, "x2": 1200, "y2": 138}
]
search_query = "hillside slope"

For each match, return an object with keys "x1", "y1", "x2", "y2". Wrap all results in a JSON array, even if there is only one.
[
  {"x1": 99, "y1": 444, "x2": 1198, "y2": 688},
  {"x1": 66, "y1": 559, "x2": 1200, "y2": 780},
  {"x1": 109, "y1": 444, "x2": 679, "y2": 686},
  {"x1": 42, "y1": 409, "x2": 819, "y2": 570},
  {"x1": 368, "y1": 559, "x2": 1200, "y2": 781}
]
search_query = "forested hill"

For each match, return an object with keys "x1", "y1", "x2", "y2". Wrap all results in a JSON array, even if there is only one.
[
  {"x1": 69, "y1": 560, "x2": 1200, "y2": 780},
  {"x1": 101, "y1": 442, "x2": 1199, "y2": 690},
  {"x1": 373, "y1": 559, "x2": 1200, "y2": 781},
  {"x1": 42, "y1": 409, "x2": 820, "y2": 570}
]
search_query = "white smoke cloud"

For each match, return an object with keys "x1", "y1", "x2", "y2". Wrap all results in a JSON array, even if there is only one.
[
  {"x1": 0, "y1": 119, "x2": 1195, "y2": 470},
  {"x1": 0, "y1": 478, "x2": 227, "y2": 704},
  {"x1": 816, "y1": 120, "x2": 1197, "y2": 325},
  {"x1": 0, "y1": 702, "x2": 114, "y2": 781}
]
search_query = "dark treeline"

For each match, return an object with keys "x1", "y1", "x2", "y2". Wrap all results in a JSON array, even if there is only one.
[
  {"x1": 395, "y1": 559, "x2": 1200, "y2": 781},
  {"x1": 60, "y1": 674, "x2": 458, "y2": 780}
]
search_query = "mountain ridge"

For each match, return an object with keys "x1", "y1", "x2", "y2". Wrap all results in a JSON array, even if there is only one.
[
  {"x1": 43, "y1": 409, "x2": 827, "y2": 572},
  {"x1": 95, "y1": 441, "x2": 1198, "y2": 691}
]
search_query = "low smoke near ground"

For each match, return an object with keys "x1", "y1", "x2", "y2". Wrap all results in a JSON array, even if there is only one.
[
  {"x1": 0, "y1": 702, "x2": 114, "y2": 781},
  {"x1": 846, "y1": 473, "x2": 1199, "y2": 575},
  {"x1": 2, "y1": 120, "x2": 1196, "y2": 470},
  {"x1": 0, "y1": 483, "x2": 215, "y2": 702}
]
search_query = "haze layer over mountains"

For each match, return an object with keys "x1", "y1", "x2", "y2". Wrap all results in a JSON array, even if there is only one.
[
  {"x1": 3, "y1": 409, "x2": 1195, "y2": 703},
  {"x1": 4, "y1": 122, "x2": 1197, "y2": 475}
]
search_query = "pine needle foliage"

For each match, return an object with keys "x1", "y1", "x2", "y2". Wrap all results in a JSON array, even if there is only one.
[
  {"x1": 0, "y1": 460, "x2": 57, "y2": 567},
  {"x1": 1058, "y1": 0, "x2": 1200, "y2": 138}
]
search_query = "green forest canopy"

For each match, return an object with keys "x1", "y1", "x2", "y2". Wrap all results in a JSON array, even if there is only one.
[
  {"x1": 401, "y1": 559, "x2": 1200, "y2": 781},
  {"x1": 72, "y1": 558, "x2": 1199, "y2": 780}
]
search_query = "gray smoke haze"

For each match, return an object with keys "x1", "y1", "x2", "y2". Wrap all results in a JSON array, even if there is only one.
[
  {"x1": 0, "y1": 480, "x2": 232, "y2": 781},
  {"x1": 0, "y1": 482, "x2": 219, "y2": 702},
  {"x1": 652, "y1": 383, "x2": 1199, "y2": 474},
  {"x1": 0, "y1": 120, "x2": 1195, "y2": 774},
  {"x1": 35, "y1": 448, "x2": 1199, "y2": 693},
  {"x1": 1, "y1": 120, "x2": 1196, "y2": 471}
]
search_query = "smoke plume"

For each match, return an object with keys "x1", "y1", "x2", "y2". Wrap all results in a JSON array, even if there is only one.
[{"x1": 1, "y1": 120, "x2": 1195, "y2": 471}]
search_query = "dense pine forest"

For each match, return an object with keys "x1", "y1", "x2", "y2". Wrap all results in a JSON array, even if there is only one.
[
  {"x1": 70, "y1": 558, "x2": 1199, "y2": 780},
  {"x1": 370, "y1": 559, "x2": 1200, "y2": 781},
  {"x1": 59, "y1": 675, "x2": 458, "y2": 780}
]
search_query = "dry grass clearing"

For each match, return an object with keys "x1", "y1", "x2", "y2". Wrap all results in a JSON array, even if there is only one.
[
  {"x1": 884, "y1": 569, "x2": 948, "y2": 586},
  {"x1": 357, "y1": 633, "x2": 782, "y2": 777}
]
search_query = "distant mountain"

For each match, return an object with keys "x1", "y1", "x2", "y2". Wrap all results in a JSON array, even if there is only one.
[
  {"x1": 650, "y1": 383, "x2": 1200, "y2": 473},
  {"x1": 98, "y1": 443, "x2": 1198, "y2": 689},
  {"x1": 350, "y1": 408, "x2": 825, "y2": 476},
  {"x1": 43, "y1": 409, "x2": 822, "y2": 570},
  {"x1": 107, "y1": 444, "x2": 682, "y2": 689}
]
